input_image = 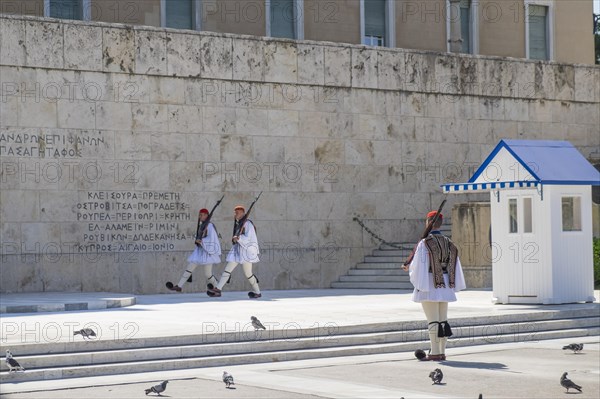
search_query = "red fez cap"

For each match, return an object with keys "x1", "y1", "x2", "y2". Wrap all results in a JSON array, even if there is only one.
[
  {"x1": 234, "y1": 205, "x2": 245, "y2": 212},
  {"x1": 427, "y1": 211, "x2": 442, "y2": 219},
  {"x1": 199, "y1": 208, "x2": 209, "y2": 214}
]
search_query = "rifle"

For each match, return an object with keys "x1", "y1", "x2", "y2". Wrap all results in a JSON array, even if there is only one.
[
  {"x1": 195, "y1": 194, "x2": 225, "y2": 247},
  {"x1": 232, "y1": 191, "x2": 262, "y2": 244},
  {"x1": 402, "y1": 199, "x2": 447, "y2": 267}
]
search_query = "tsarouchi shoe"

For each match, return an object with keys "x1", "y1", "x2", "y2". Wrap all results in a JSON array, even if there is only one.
[
  {"x1": 165, "y1": 282, "x2": 182, "y2": 292},
  {"x1": 419, "y1": 354, "x2": 444, "y2": 361}
]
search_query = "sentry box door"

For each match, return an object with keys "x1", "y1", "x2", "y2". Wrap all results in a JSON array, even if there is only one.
[{"x1": 499, "y1": 192, "x2": 539, "y2": 298}]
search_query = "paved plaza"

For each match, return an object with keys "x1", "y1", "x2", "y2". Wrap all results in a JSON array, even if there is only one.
[{"x1": 1, "y1": 289, "x2": 599, "y2": 398}]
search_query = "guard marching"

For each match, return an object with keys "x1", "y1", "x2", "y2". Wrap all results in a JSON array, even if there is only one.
[
  {"x1": 208, "y1": 193, "x2": 262, "y2": 299},
  {"x1": 166, "y1": 196, "x2": 224, "y2": 292}
]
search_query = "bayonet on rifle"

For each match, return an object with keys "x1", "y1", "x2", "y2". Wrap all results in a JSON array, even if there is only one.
[
  {"x1": 195, "y1": 195, "x2": 225, "y2": 246},
  {"x1": 402, "y1": 199, "x2": 447, "y2": 267},
  {"x1": 232, "y1": 191, "x2": 263, "y2": 244}
]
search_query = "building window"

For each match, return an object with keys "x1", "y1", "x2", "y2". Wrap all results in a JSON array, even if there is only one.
[
  {"x1": 266, "y1": 0, "x2": 303, "y2": 39},
  {"x1": 459, "y1": 0, "x2": 471, "y2": 53},
  {"x1": 446, "y1": 0, "x2": 477, "y2": 54},
  {"x1": 509, "y1": 198, "x2": 518, "y2": 233},
  {"x1": 360, "y1": 0, "x2": 394, "y2": 47},
  {"x1": 523, "y1": 197, "x2": 533, "y2": 233},
  {"x1": 526, "y1": 2, "x2": 553, "y2": 60},
  {"x1": 364, "y1": 35, "x2": 384, "y2": 47},
  {"x1": 45, "y1": 0, "x2": 88, "y2": 20},
  {"x1": 162, "y1": 0, "x2": 195, "y2": 30},
  {"x1": 561, "y1": 197, "x2": 582, "y2": 232},
  {"x1": 363, "y1": 0, "x2": 386, "y2": 46}
]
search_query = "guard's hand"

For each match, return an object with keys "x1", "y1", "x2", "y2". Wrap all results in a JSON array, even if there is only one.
[
  {"x1": 401, "y1": 264, "x2": 409, "y2": 272},
  {"x1": 195, "y1": 239, "x2": 202, "y2": 246},
  {"x1": 232, "y1": 236, "x2": 239, "y2": 243}
]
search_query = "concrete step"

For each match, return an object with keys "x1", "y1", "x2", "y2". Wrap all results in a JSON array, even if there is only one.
[
  {"x1": 6, "y1": 306, "x2": 598, "y2": 358},
  {"x1": 378, "y1": 232, "x2": 451, "y2": 251},
  {"x1": 0, "y1": 293, "x2": 136, "y2": 314},
  {"x1": 355, "y1": 262, "x2": 400, "y2": 269},
  {"x1": 331, "y1": 282, "x2": 414, "y2": 289},
  {"x1": 364, "y1": 256, "x2": 404, "y2": 263},
  {"x1": 3, "y1": 307, "x2": 597, "y2": 353},
  {"x1": 3, "y1": 316, "x2": 597, "y2": 371},
  {"x1": 372, "y1": 249, "x2": 411, "y2": 257},
  {"x1": 1, "y1": 317, "x2": 597, "y2": 383},
  {"x1": 379, "y1": 243, "x2": 414, "y2": 250},
  {"x1": 347, "y1": 269, "x2": 407, "y2": 276},
  {"x1": 338, "y1": 275, "x2": 410, "y2": 283}
]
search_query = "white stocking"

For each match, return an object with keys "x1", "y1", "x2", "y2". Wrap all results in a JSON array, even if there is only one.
[
  {"x1": 201, "y1": 264, "x2": 217, "y2": 285},
  {"x1": 242, "y1": 262, "x2": 260, "y2": 294},
  {"x1": 421, "y1": 301, "x2": 442, "y2": 355},
  {"x1": 177, "y1": 263, "x2": 198, "y2": 288},
  {"x1": 216, "y1": 262, "x2": 238, "y2": 290}
]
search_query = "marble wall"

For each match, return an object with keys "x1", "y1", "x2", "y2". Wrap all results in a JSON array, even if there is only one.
[
  {"x1": 451, "y1": 202, "x2": 493, "y2": 289},
  {"x1": 0, "y1": 15, "x2": 598, "y2": 293}
]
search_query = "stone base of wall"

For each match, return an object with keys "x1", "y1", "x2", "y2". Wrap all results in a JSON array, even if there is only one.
[
  {"x1": 463, "y1": 265, "x2": 493, "y2": 289},
  {"x1": 0, "y1": 247, "x2": 365, "y2": 294}
]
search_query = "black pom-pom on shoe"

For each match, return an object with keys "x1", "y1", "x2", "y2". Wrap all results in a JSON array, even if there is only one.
[{"x1": 415, "y1": 349, "x2": 427, "y2": 360}]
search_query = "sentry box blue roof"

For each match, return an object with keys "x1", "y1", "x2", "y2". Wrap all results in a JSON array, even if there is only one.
[{"x1": 442, "y1": 139, "x2": 600, "y2": 193}]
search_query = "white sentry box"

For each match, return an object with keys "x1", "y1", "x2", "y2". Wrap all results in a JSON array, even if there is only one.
[{"x1": 443, "y1": 139, "x2": 598, "y2": 304}]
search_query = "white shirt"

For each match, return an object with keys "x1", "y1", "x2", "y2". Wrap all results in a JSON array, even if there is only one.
[
  {"x1": 226, "y1": 220, "x2": 260, "y2": 263},
  {"x1": 408, "y1": 238, "x2": 466, "y2": 302},
  {"x1": 187, "y1": 223, "x2": 221, "y2": 264}
]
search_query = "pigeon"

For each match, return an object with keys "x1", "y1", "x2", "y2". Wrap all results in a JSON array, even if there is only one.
[
  {"x1": 73, "y1": 328, "x2": 97, "y2": 340},
  {"x1": 223, "y1": 371, "x2": 235, "y2": 388},
  {"x1": 560, "y1": 372, "x2": 582, "y2": 393},
  {"x1": 5, "y1": 350, "x2": 25, "y2": 372},
  {"x1": 144, "y1": 380, "x2": 168, "y2": 396},
  {"x1": 251, "y1": 316, "x2": 266, "y2": 331},
  {"x1": 429, "y1": 368, "x2": 443, "y2": 384},
  {"x1": 478, "y1": 395, "x2": 483, "y2": 399},
  {"x1": 562, "y1": 343, "x2": 584, "y2": 353}
]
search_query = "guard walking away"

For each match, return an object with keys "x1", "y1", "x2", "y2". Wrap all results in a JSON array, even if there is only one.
[
  {"x1": 166, "y1": 208, "x2": 221, "y2": 292},
  {"x1": 403, "y1": 210, "x2": 466, "y2": 361},
  {"x1": 208, "y1": 203, "x2": 261, "y2": 299}
]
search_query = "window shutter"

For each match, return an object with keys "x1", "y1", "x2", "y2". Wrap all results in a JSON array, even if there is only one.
[
  {"x1": 528, "y1": 5, "x2": 548, "y2": 60},
  {"x1": 271, "y1": 0, "x2": 296, "y2": 39},
  {"x1": 166, "y1": 0, "x2": 194, "y2": 30},
  {"x1": 364, "y1": 0, "x2": 386, "y2": 39},
  {"x1": 460, "y1": 1, "x2": 471, "y2": 53},
  {"x1": 49, "y1": 0, "x2": 82, "y2": 20}
]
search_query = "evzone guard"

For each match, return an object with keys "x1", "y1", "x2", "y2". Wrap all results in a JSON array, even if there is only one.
[
  {"x1": 166, "y1": 195, "x2": 224, "y2": 292},
  {"x1": 208, "y1": 192, "x2": 262, "y2": 299},
  {"x1": 402, "y1": 204, "x2": 466, "y2": 362}
]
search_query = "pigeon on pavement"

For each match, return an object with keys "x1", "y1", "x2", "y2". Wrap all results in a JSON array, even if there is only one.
[
  {"x1": 251, "y1": 316, "x2": 266, "y2": 331},
  {"x1": 5, "y1": 350, "x2": 25, "y2": 372},
  {"x1": 560, "y1": 372, "x2": 582, "y2": 393},
  {"x1": 562, "y1": 343, "x2": 584, "y2": 353},
  {"x1": 429, "y1": 368, "x2": 443, "y2": 384},
  {"x1": 144, "y1": 380, "x2": 168, "y2": 396},
  {"x1": 73, "y1": 328, "x2": 97, "y2": 340},
  {"x1": 223, "y1": 371, "x2": 235, "y2": 388}
]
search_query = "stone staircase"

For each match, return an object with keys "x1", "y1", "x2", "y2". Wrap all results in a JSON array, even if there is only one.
[
  {"x1": 1, "y1": 306, "x2": 598, "y2": 383},
  {"x1": 331, "y1": 226, "x2": 451, "y2": 290}
]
